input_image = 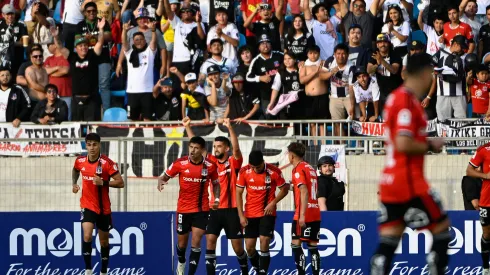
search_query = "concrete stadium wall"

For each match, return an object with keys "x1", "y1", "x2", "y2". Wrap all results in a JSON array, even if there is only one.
[{"x1": 0, "y1": 155, "x2": 470, "y2": 212}]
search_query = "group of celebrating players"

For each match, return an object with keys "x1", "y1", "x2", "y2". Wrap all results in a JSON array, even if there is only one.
[{"x1": 72, "y1": 52, "x2": 490, "y2": 275}]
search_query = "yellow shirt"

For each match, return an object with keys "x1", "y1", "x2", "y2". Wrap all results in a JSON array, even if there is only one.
[
  {"x1": 181, "y1": 90, "x2": 202, "y2": 109},
  {"x1": 160, "y1": 17, "x2": 175, "y2": 43},
  {"x1": 95, "y1": 0, "x2": 120, "y2": 24}
]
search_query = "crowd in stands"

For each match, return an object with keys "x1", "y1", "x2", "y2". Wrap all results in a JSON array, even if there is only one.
[{"x1": 0, "y1": 0, "x2": 489, "y2": 128}]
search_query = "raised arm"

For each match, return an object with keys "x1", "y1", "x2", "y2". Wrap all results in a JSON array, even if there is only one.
[
  {"x1": 121, "y1": 21, "x2": 130, "y2": 52},
  {"x1": 303, "y1": 0, "x2": 312, "y2": 21},
  {"x1": 156, "y1": 0, "x2": 165, "y2": 17},
  {"x1": 399, "y1": 0, "x2": 412, "y2": 19},
  {"x1": 163, "y1": 0, "x2": 174, "y2": 21},
  {"x1": 223, "y1": 118, "x2": 242, "y2": 159},
  {"x1": 244, "y1": 8, "x2": 259, "y2": 30},
  {"x1": 370, "y1": 0, "x2": 380, "y2": 17},
  {"x1": 417, "y1": 6, "x2": 425, "y2": 30},
  {"x1": 93, "y1": 18, "x2": 107, "y2": 55},
  {"x1": 148, "y1": 21, "x2": 158, "y2": 51},
  {"x1": 196, "y1": 12, "x2": 205, "y2": 39},
  {"x1": 275, "y1": 0, "x2": 284, "y2": 21},
  {"x1": 206, "y1": 79, "x2": 218, "y2": 106},
  {"x1": 50, "y1": 26, "x2": 70, "y2": 59}
]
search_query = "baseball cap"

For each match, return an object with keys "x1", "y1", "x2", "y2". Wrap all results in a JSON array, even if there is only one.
[
  {"x1": 257, "y1": 34, "x2": 271, "y2": 44},
  {"x1": 185, "y1": 73, "x2": 197, "y2": 83},
  {"x1": 259, "y1": 3, "x2": 272, "y2": 10},
  {"x1": 161, "y1": 78, "x2": 173, "y2": 86},
  {"x1": 135, "y1": 7, "x2": 150, "y2": 19},
  {"x1": 2, "y1": 4, "x2": 15, "y2": 14},
  {"x1": 74, "y1": 37, "x2": 88, "y2": 47},
  {"x1": 232, "y1": 73, "x2": 245, "y2": 83},
  {"x1": 207, "y1": 65, "x2": 220, "y2": 75},
  {"x1": 189, "y1": 1, "x2": 200, "y2": 12},
  {"x1": 376, "y1": 33, "x2": 390, "y2": 43},
  {"x1": 169, "y1": 0, "x2": 180, "y2": 4},
  {"x1": 452, "y1": 35, "x2": 468, "y2": 50},
  {"x1": 210, "y1": 38, "x2": 224, "y2": 46},
  {"x1": 410, "y1": 40, "x2": 425, "y2": 51},
  {"x1": 215, "y1": 7, "x2": 228, "y2": 13},
  {"x1": 353, "y1": 66, "x2": 368, "y2": 78}
]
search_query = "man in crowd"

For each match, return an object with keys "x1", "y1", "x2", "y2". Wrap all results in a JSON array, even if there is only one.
[
  {"x1": 25, "y1": 47, "x2": 48, "y2": 103},
  {"x1": 158, "y1": 136, "x2": 219, "y2": 275},
  {"x1": 72, "y1": 133, "x2": 124, "y2": 275},
  {"x1": 206, "y1": 7, "x2": 239, "y2": 63},
  {"x1": 340, "y1": 0, "x2": 380, "y2": 48},
  {"x1": 346, "y1": 24, "x2": 372, "y2": 68},
  {"x1": 0, "y1": 66, "x2": 30, "y2": 127},
  {"x1": 0, "y1": 4, "x2": 26, "y2": 77},
  {"x1": 417, "y1": 6, "x2": 445, "y2": 56},
  {"x1": 479, "y1": 5, "x2": 490, "y2": 61},
  {"x1": 444, "y1": 6, "x2": 475, "y2": 53},
  {"x1": 226, "y1": 73, "x2": 261, "y2": 121},
  {"x1": 152, "y1": 77, "x2": 181, "y2": 121},
  {"x1": 244, "y1": 1, "x2": 284, "y2": 52},
  {"x1": 459, "y1": 0, "x2": 480, "y2": 51},
  {"x1": 200, "y1": 38, "x2": 237, "y2": 84},
  {"x1": 236, "y1": 150, "x2": 289, "y2": 275}
]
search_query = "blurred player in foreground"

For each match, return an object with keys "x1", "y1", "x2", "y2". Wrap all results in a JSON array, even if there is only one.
[
  {"x1": 72, "y1": 133, "x2": 125, "y2": 275},
  {"x1": 236, "y1": 150, "x2": 289, "y2": 275},
  {"x1": 182, "y1": 117, "x2": 248, "y2": 274},
  {"x1": 287, "y1": 142, "x2": 322, "y2": 275},
  {"x1": 158, "y1": 135, "x2": 219, "y2": 275},
  {"x1": 370, "y1": 53, "x2": 451, "y2": 274},
  {"x1": 466, "y1": 145, "x2": 490, "y2": 274}
]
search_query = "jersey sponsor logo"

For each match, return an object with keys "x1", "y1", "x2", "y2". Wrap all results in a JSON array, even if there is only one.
[
  {"x1": 183, "y1": 177, "x2": 206, "y2": 183},
  {"x1": 249, "y1": 185, "x2": 271, "y2": 190},
  {"x1": 308, "y1": 203, "x2": 320, "y2": 209},
  {"x1": 218, "y1": 169, "x2": 231, "y2": 176},
  {"x1": 180, "y1": 160, "x2": 188, "y2": 166},
  {"x1": 77, "y1": 157, "x2": 86, "y2": 163},
  {"x1": 397, "y1": 109, "x2": 412, "y2": 126},
  {"x1": 82, "y1": 175, "x2": 94, "y2": 181}
]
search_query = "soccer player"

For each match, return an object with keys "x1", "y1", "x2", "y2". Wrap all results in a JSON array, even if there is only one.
[
  {"x1": 287, "y1": 142, "x2": 321, "y2": 275},
  {"x1": 466, "y1": 143, "x2": 490, "y2": 274},
  {"x1": 157, "y1": 136, "x2": 220, "y2": 275},
  {"x1": 236, "y1": 150, "x2": 289, "y2": 275},
  {"x1": 72, "y1": 133, "x2": 125, "y2": 275},
  {"x1": 182, "y1": 117, "x2": 248, "y2": 274},
  {"x1": 370, "y1": 53, "x2": 451, "y2": 274}
]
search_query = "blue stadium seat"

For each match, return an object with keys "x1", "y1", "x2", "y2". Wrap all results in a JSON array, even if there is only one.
[
  {"x1": 110, "y1": 72, "x2": 127, "y2": 105},
  {"x1": 103, "y1": 107, "x2": 128, "y2": 122},
  {"x1": 53, "y1": 1, "x2": 61, "y2": 23},
  {"x1": 239, "y1": 33, "x2": 247, "y2": 48},
  {"x1": 467, "y1": 103, "x2": 473, "y2": 118}
]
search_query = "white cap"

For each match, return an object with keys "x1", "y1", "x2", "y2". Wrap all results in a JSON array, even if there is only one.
[{"x1": 185, "y1": 73, "x2": 197, "y2": 83}]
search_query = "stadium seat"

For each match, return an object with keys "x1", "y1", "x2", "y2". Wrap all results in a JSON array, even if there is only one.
[
  {"x1": 103, "y1": 107, "x2": 128, "y2": 122},
  {"x1": 239, "y1": 33, "x2": 247, "y2": 48},
  {"x1": 53, "y1": 1, "x2": 61, "y2": 23}
]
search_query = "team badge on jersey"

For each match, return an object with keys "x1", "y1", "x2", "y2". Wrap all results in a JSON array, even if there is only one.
[
  {"x1": 265, "y1": 176, "x2": 271, "y2": 183},
  {"x1": 202, "y1": 169, "x2": 208, "y2": 176}
]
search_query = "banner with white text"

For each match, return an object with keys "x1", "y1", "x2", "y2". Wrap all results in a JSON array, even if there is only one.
[{"x1": 0, "y1": 123, "x2": 83, "y2": 156}]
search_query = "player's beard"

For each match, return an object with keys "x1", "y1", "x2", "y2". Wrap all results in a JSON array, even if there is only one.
[{"x1": 215, "y1": 152, "x2": 225, "y2": 160}]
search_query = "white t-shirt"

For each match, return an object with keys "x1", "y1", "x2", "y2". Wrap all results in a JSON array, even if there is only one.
[
  {"x1": 63, "y1": 0, "x2": 85, "y2": 24},
  {"x1": 461, "y1": 14, "x2": 481, "y2": 51},
  {"x1": 381, "y1": 0, "x2": 414, "y2": 22},
  {"x1": 424, "y1": 24, "x2": 444, "y2": 56},
  {"x1": 200, "y1": 56, "x2": 237, "y2": 76},
  {"x1": 306, "y1": 16, "x2": 341, "y2": 60},
  {"x1": 124, "y1": 47, "x2": 157, "y2": 93},
  {"x1": 353, "y1": 76, "x2": 380, "y2": 103},
  {"x1": 23, "y1": 0, "x2": 38, "y2": 22},
  {"x1": 171, "y1": 16, "x2": 206, "y2": 62},
  {"x1": 381, "y1": 21, "x2": 410, "y2": 48},
  {"x1": 207, "y1": 23, "x2": 240, "y2": 62},
  {"x1": 478, "y1": 0, "x2": 490, "y2": 14},
  {"x1": 0, "y1": 88, "x2": 10, "y2": 122},
  {"x1": 204, "y1": 81, "x2": 231, "y2": 120}
]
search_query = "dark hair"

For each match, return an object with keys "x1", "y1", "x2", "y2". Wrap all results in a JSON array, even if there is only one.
[
  {"x1": 84, "y1": 2, "x2": 97, "y2": 11},
  {"x1": 133, "y1": 31, "x2": 145, "y2": 39},
  {"x1": 312, "y1": 3, "x2": 328, "y2": 20},
  {"x1": 36, "y1": 2, "x2": 49, "y2": 16},
  {"x1": 85, "y1": 133, "x2": 101, "y2": 143},
  {"x1": 279, "y1": 52, "x2": 298, "y2": 77},
  {"x1": 214, "y1": 136, "x2": 230, "y2": 147},
  {"x1": 433, "y1": 14, "x2": 445, "y2": 22},
  {"x1": 334, "y1": 43, "x2": 349, "y2": 54},
  {"x1": 447, "y1": 5, "x2": 459, "y2": 13},
  {"x1": 348, "y1": 24, "x2": 363, "y2": 35},
  {"x1": 0, "y1": 66, "x2": 10, "y2": 73},
  {"x1": 385, "y1": 4, "x2": 404, "y2": 24},
  {"x1": 45, "y1": 83, "x2": 58, "y2": 93},
  {"x1": 486, "y1": 4, "x2": 490, "y2": 11},
  {"x1": 189, "y1": 136, "x2": 206, "y2": 148},
  {"x1": 30, "y1": 47, "x2": 43, "y2": 56},
  {"x1": 238, "y1": 45, "x2": 253, "y2": 63},
  {"x1": 406, "y1": 53, "x2": 434, "y2": 75},
  {"x1": 307, "y1": 45, "x2": 320, "y2": 53},
  {"x1": 287, "y1": 15, "x2": 309, "y2": 45},
  {"x1": 28, "y1": 44, "x2": 42, "y2": 55},
  {"x1": 287, "y1": 142, "x2": 306, "y2": 158},
  {"x1": 248, "y1": 150, "x2": 264, "y2": 166}
]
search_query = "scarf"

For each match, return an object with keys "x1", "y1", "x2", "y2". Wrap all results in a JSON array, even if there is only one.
[{"x1": 129, "y1": 43, "x2": 148, "y2": 68}]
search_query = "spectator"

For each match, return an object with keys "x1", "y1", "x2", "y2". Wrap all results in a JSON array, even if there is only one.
[
  {"x1": 246, "y1": 34, "x2": 284, "y2": 119},
  {"x1": 321, "y1": 44, "x2": 355, "y2": 137},
  {"x1": 467, "y1": 64, "x2": 490, "y2": 118},
  {"x1": 461, "y1": 174, "x2": 482, "y2": 210},
  {"x1": 152, "y1": 77, "x2": 182, "y2": 121},
  {"x1": 0, "y1": 4, "x2": 27, "y2": 76},
  {"x1": 367, "y1": 34, "x2": 402, "y2": 111},
  {"x1": 444, "y1": 6, "x2": 475, "y2": 53},
  {"x1": 304, "y1": 1, "x2": 340, "y2": 60},
  {"x1": 244, "y1": 1, "x2": 284, "y2": 52},
  {"x1": 77, "y1": 2, "x2": 113, "y2": 112},
  {"x1": 25, "y1": 47, "x2": 48, "y2": 102},
  {"x1": 93, "y1": 0, "x2": 121, "y2": 23},
  {"x1": 433, "y1": 35, "x2": 468, "y2": 121},
  {"x1": 460, "y1": 0, "x2": 481, "y2": 52},
  {"x1": 30, "y1": 84, "x2": 68, "y2": 124},
  {"x1": 340, "y1": 0, "x2": 380, "y2": 49},
  {"x1": 206, "y1": 7, "x2": 239, "y2": 63},
  {"x1": 317, "y1": 155, "x2": 345, "y2": 211},
  {"x1": 402, "y1": 40, "x2": 425, "y2": 79},
  {"x1": 62, "y1": 0, "x2": 85, "y2": 54},
  {"x1": 380, "y1": 0, "x2": 413, "y2": 23},
  {"x1": 15, "y1": 44, "x2": 41, "y2": 89},
  {"x1": 479, "y1": 5, "x2": 490, "y2": 61},
  {"x1": 299, "y1": 45, "x2": 328, "y2": 141},
  {"x1": 284, "y1": 15, "x2": 314, "y2": 62},
  {"x1": 176, "y1": 70, "x2": 209, "y2": 121},
  {"x1": 23, "y1": 0, "x2": 48, "y2": 36},
  {"x1": 121, "y1": 0, "x2": 161, "y2": 24},
  {"x1": 240, "y1": 0, "x2": 274, "y2": 46},
  {"x1": 163, "y1": 0, "x2": 205, "y2": 89},
  {"x1": 0, "y1": 0, "x2": 23, "y2": 18},
  {"x1": 417, "y1": 6, "x2": 445, "y2": 56},
  {"x1": 54, "y1": 18, "x2": 106, "y2": 121},
  {"x1": 122, "y1": 21, "x2": 158, "y2": 121},
  {"x1": 346, "y1": 24, "x2": 371, "y2": 68},
  {"x1": 225, "y1": 73, "x2": 260, "y2": 121},
  {"x1": 381, "y1": 4, "x2": 409, "y2": 58},
  {"x1": 268, "y1": 52, "x2": 305, "y2": 119},
  {"x1": 237, "y1": 45, "x2": 255, "y2": 95},
  {"x1": 0, "y1": 66, "x2": 31, "y2": 127},
  {"x1": 200, "y1": 38, "x2": 236, "y2": 84},
  {"x1": 31, "y1": 2, "x2": 55, "y2": 61},
  {"x1": 204, "y1": 64, "x2": 230, "y2": 121},
  {"x1": 351, "y1": 66, "x2": 380, "y2": 122},
  {"x1": 44, "y1": 38, "x2": 72, "y2": 120},
  {"x1": 160, "y1": 0, "x2": 179, "y2": 77}
]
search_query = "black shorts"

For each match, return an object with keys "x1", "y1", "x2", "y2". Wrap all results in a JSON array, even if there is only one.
[
  {"x1": 72, "y1": 96, "x2": 101, "y2": 121},
  {"x1": 80, "y1": 208, "x2": 113, "y2": 232},
  {"x1": 304, "y1": 93, "x2": 330, "y2": 119},
  {"x1": 480, "y1": 207, "x2": 490, "y2": 226},
  {"x1": 378, "y1": 190, "x2": 447, "y2": 230},
  {"x1": 291, "y1": 220, "x2": 321, "y2": 243},
  {"x1": 176, "y1": 211, "x2": 209, "y2": 235},
  {"x1": 207, "y1": 208, "x2": 243, "y2": 239},
  {"x1": 127, "y1": 93, "x2": 153, "y2": 120},
  {"x1": 244, "y1": 216, "x2": 276, "y2": 239}
]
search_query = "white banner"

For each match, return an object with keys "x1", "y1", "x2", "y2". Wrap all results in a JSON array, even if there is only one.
[
  {"x1": 318, "y1": 145, "x2": 347, "y2": 183},
  {"x1": 0, "y1": 123, "x2": 83, "y2": 156}
]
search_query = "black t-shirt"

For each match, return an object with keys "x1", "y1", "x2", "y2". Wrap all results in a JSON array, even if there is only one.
[
  {"x1": 0, "y1": 20, "x2": 27, "y2": 67},
  {"x1": 318, "y1": 175, "x2": 345, "y2": 211},
  {"x1": 348, "y1": 45, "x2": 371, "y2": 68},
  {"x1": 369, "y1": 51, "x2": 402, "y2": 97},
  {"x1": 284, "y1": 33, "x2": 314, "y2": 61},
  {"x1": 251, "y1": 16, "x2": 281, "y2": 51},
  {"x1": 154, "y1": 94, "x2": 181, "y2": 121},
  {"x1": 75, "y1": 19, "x2": 112, "y2": 64},
  {"x1": 227, "y1": 89, "x2": 260, "y2": 119},
  {"x1": 209, "y1": 0, "x2": 235, "y2": 26},
  {"x1": 480, "y1": 24, "x2": 490, "y2": 62},
  {"x1": 246, "y1": 51, "x2": 284, "y2": 100},
  {"x1": 462, "y1": 176, "x2": 482, "y2": 210},
  {"x1": 69, "y1": 52, "x2": 100, "y2": 96}
]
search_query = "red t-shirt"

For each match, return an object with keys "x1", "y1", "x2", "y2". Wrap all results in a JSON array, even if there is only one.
[
  {"x1": 470, "y1": 80, "x2": 490, "y2": 114},
  {"x1": 291, "y1": 161, "x2": 321, "y2": 222},
  {"x1": 44, "y1": 55, "x2": 72, "y2": 97},
  {"x1": 73, "y1": 155, "x2": 119, "y2": 215},
  {"x1": 165, "y1": 156, "x2": 219, "y2": 213},
  {"x1": 236, "y1": 163, "x2": 286, "y2": 218},
  {"x1": 240, "y1": 0, "x2": 274, "y2": 37},
  {"x1": 207, "y1": 154, "x2": 243, "y2": 209},
  {"x1": 469, "y1": 143, "x2": 490, "y2": 207},
  {"x1": 443, "y1": 22, "x2": 474, "y2": 47},
  {"x1": 379, "y1": 87, "x2": 429, "y2": 203}
]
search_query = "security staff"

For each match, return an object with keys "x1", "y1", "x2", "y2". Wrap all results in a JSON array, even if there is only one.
[{"x1": 317, "y1": 156, "x2": 345, "y2": 211}]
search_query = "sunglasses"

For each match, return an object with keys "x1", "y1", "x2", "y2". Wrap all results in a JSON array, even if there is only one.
[
  {"x1": 85, "y1": 9, "x2": 97, "y2": 13},
  {"x1": 31, "y1": 55, "x2": 43, "y2": 59},
  {"x1": 180, "y1": 9, "x2": 192, "y2": 13},
  {"x1": 46, "y1": 90, "x2": 57, "y2": 94},
  {"x1": 388, "y1": 4, "x2": 398, "y2": 8},
  {"x1": 354, "y1": 4, "x2": 365, "y2": 8}
]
